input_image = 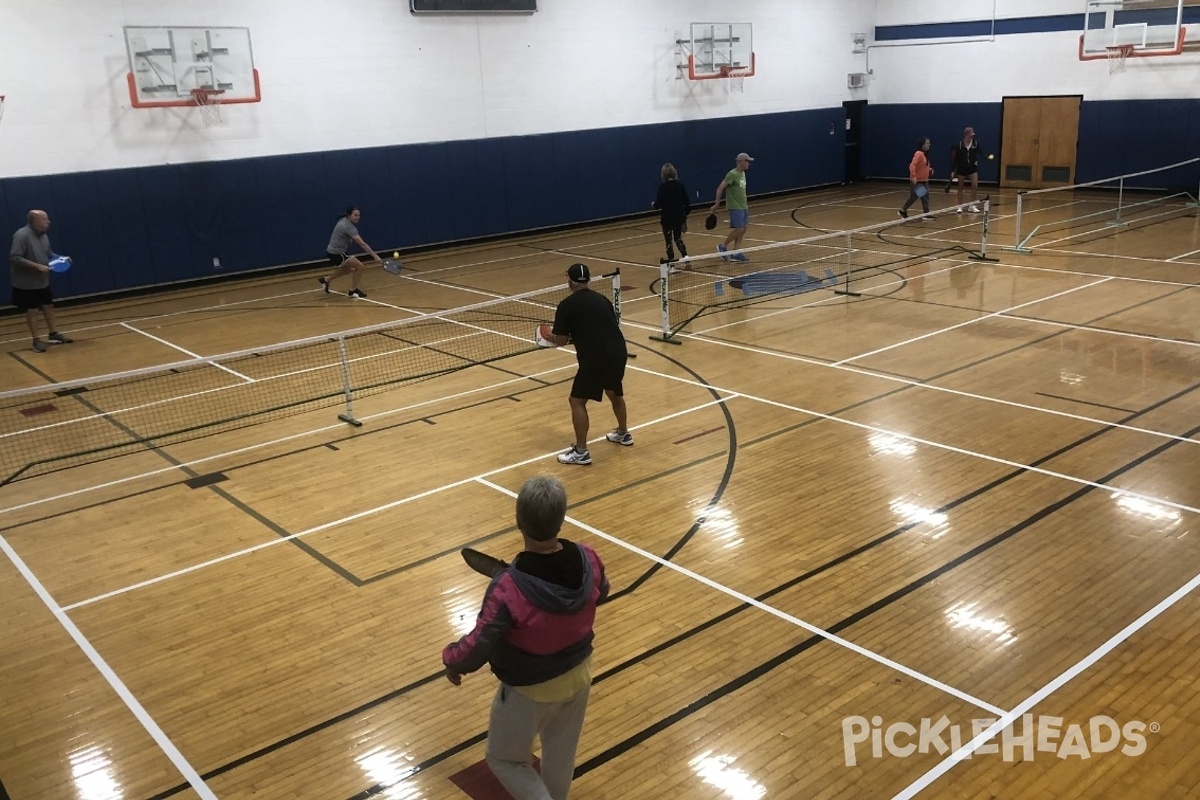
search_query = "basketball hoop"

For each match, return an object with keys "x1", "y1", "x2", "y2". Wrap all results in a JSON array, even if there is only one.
[
  {"x1": 719, "y1": 64, "x2": 749, "y2": 92},
  {"x1": 190, "y1": 87, "x2": 225, "y2": 126},
  {"x1": 1105, "y1": 44, "x2": 1134, "y2": 74}
]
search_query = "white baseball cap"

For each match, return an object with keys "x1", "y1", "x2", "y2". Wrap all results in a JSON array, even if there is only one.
[{"x1": 736, "y1": 152, "x2": 754, "y2": 162}]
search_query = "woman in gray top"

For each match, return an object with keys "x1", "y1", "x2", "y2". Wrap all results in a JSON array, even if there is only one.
[{"x1": 319, "y1": 206, "x2": 382, "y2": 299}]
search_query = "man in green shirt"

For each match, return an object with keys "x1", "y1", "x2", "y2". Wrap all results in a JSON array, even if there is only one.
[{"x1": 711, "y1": 152, "x2": 753, "y2": 262}]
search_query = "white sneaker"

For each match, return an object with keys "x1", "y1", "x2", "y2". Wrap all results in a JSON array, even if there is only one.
[
  {"x1": 968, "y1": 204, "x2": 980, "y2": 213},
  {"x1": 606, "y1": 430, "x2": 634, "y2": 446},
  {"x1": 557, "y1": 445, "x2": 592, "y2": 465},
  {"x1": 955, "y1": 208, "x2": 963, "y2": 214}
]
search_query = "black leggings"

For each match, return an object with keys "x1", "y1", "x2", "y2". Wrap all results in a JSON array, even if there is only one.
[{"x1": 661, "y1": 224, "x2": 687, "y2": 260}]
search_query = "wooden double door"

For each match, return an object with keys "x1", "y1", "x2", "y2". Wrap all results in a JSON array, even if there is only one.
[{"x1": 999, "y1": 95, "x2": 1081, "y2": 189}]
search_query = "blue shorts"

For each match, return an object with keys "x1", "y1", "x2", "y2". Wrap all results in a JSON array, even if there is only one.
[{"x1": 729, "y1": 208, "x2": 749, "y2": 229}]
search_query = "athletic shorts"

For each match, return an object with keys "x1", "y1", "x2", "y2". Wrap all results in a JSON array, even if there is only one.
[
  {"x1": 11, "y1": 287, "x2": 53, "y2": 311},
  {"x1": 571, "y1": 360, "x2": 625, "y2": 402},
  {"x1": 956, "y1": 166, "x2": 979, "y2": 178},
  {"x1": 326, "y1": 251, "x2": 349, "y2": 267},
  {"x1": 729, "y1": 208, "x2": 749, "y2": 229}
]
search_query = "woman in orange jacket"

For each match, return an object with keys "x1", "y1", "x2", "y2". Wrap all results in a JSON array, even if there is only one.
[{"x1": 899, "y1": 137, "x2": 934, "y2": 219}]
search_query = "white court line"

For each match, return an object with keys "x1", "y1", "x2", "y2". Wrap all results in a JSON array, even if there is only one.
[
  {"x1": 890, "y1": 568, "x2": 1200, "y2": 800},
  {"x1": 0, "y1": 285, "x2": 320, "y2": 347},
  {"x1": 1166, "y1": 246, "x2": 1200, "y2": 263},
  {"x1": 613, "y1": 360, "x2": 1200, "y2": 516},
  {"x1": 1031, "y1": 205, "x2": 1193, "y2": 251},
  {"x1": 405, "y1": 229, "x2": 663, "y2": 279},
  {"x1": 672, "y1": 314, "x2": 1200, "y2": 447},
  {"x1": 62, "y1": 395, "x2": 734, "y2": 609},
  {"x1": 121, "y1": 322, "x2": 255, "y2": 383},
  {"x1": 475, "y1": 476, "x2": 1005, "y2": 716},
  {"x1": 694, "y1": 258, "x2": 971, "y2": 337},
  {"x1": 0, "y1": 329, "x2": 496, "y2": 446},
  {"x1": 973, "y1": 256, "x2": 1198, "y2": 288},
  {"x1": 832, "y1": 278, "x2": 1113, "y2": 366},
  {"x1": 60, "y1": 354, "x2": 1200, "y2": 608},
  {"x1": 1003, "y1": 312, "x2": 1200, "y2": 349},
  {"x1": 0, "y1": 533, "x2": 216, "y2": 799},
  {"x1": 0, "y1": 362, "x2": 579, "y2": 517},
  {"x1": 671, "y1": 255, "x2": 1200, "y2": 446}
]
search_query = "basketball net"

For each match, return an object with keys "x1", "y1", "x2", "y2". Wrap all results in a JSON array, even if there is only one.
[
  {"x1": 1106, "y1": 45, "x2": 1133, "y2": 74},
  {"x1": 719, "y1": 65, "x2": 747, "y2": 93},
  {"x1": 190, "y1": 88, "x2": 225, "y2": 126}
]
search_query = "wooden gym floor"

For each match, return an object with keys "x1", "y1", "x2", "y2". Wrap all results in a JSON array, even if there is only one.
[{"x1": 1, "y1": 183, "x2": 1198, "y2": 799}]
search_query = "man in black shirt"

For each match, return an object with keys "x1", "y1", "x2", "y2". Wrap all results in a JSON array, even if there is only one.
[{"x1": 546, "y1": 263, "x2": 631, "y2": 465}]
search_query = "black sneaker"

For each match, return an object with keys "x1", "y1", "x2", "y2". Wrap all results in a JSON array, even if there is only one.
[
  {"x1": 898, "y1": 210, "x2": 908, "y2": 219},
  {"x1": 348, "y1": 288, "x2": 368, "y2": 299},
  {"x1": 49, "y1": 331, "x2": 73, "y2": 344},
  {"x1": 32, "y1": 339, "x2": 47, "y2": 353},
  {"x1": 319, "y1": 277, "x2": 331, "y2": 293}
]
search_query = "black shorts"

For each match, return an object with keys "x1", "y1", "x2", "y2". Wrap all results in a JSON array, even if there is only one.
[
  {"x1": 11, "y1": 287, "x2": 54, "y2": 311},
  {"x1": 571, "y1": 360, "x2": 625, "y2": 402},
  {"x1": 956, "y1": 165, "x2": 979, "y2": 177},
  {"x1": 326, "y1": 251, "x2": 348, "y2": 267}
]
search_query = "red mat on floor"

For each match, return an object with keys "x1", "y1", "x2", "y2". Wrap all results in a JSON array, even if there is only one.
[{"x1": 448, "y1": 758, "x2": 539, "y2": 799}]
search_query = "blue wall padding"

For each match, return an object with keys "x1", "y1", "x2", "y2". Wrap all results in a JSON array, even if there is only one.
[
  {"x1": 4, "y1": 100, "x2": 1195, "y2": 301},
  {"x1": 1, "y1": 108, "x2": 846, "y2": 299}
]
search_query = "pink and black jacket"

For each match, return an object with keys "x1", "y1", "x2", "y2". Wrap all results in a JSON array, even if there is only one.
[{"x1": 442, "y1": 543, "x2": 608, "y2": 687}]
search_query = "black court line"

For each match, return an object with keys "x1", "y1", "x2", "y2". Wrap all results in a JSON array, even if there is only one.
[
  {"x1": 141, "y1": 367, "x2": 1198, "y2": 800},
  {"x1": 1035, "y1": 391, "x2": 1137, "y2": 414},
  {"x1": 0, "y1": 776, "x2": 8, "y2": 800}
]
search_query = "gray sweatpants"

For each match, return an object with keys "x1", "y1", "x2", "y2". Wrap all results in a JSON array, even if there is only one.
[{"x1": 485, "y1": 682, "x2": 591, "y2": 800}]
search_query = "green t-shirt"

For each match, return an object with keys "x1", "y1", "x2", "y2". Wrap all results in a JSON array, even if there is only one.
[{"x1": 722, "y1": 168, "x2": 748, "y2": 209}]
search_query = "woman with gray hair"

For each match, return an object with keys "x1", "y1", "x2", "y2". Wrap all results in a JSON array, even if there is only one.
[{"x1": 442, "y1": 475, "x2": 609, "y2": 800}]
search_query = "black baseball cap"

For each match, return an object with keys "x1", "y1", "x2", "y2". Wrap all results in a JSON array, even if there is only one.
[{"x1": 567, "y1": 263, "x2": 591, "y2": 283}]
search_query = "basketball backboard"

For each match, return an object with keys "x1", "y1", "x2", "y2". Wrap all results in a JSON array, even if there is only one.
[
  {"x1": 678, "y1": 23, "x2": 755, "y2": 81},
  {"x1": 125, "y1": 26, "x2": 260, "y2": 108},
  {"x1": 1080, "y1": 0, "x2": 1186, "y2": 58}
]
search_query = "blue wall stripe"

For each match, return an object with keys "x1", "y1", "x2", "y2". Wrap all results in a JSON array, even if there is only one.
[
  {"x1": 3, "y1": 98, "x2": 1196, "y2": 302},
  {"x1": 875, "y1": 8, "x2": 1199, "y2": 42},
  {"x1": 875, "y1": 15, "x2": 1085, "y2": 41},
  {"x1": 2, "y1": 108, "x2": 847, "y2": 299}
]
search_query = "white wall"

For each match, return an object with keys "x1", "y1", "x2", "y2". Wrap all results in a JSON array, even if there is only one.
[
  {"x1": 0, "y1": 0, "x2": 875, "y2": 177},
  {"x1": 867, "y1": 0, "x2": 1199, "y2": 104}
]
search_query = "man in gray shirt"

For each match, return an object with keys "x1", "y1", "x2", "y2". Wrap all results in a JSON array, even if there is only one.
[{"x1": 9, "y1": 210, "x2": 73, "y2": 353}]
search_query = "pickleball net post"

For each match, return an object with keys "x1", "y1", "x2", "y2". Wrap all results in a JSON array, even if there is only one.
[
  {"x1": 833, "y1": 232, "x2": 861, "y2": 298},
  {"x1": 335, "y1": 337, "x2": 362, "y2": 427}
]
